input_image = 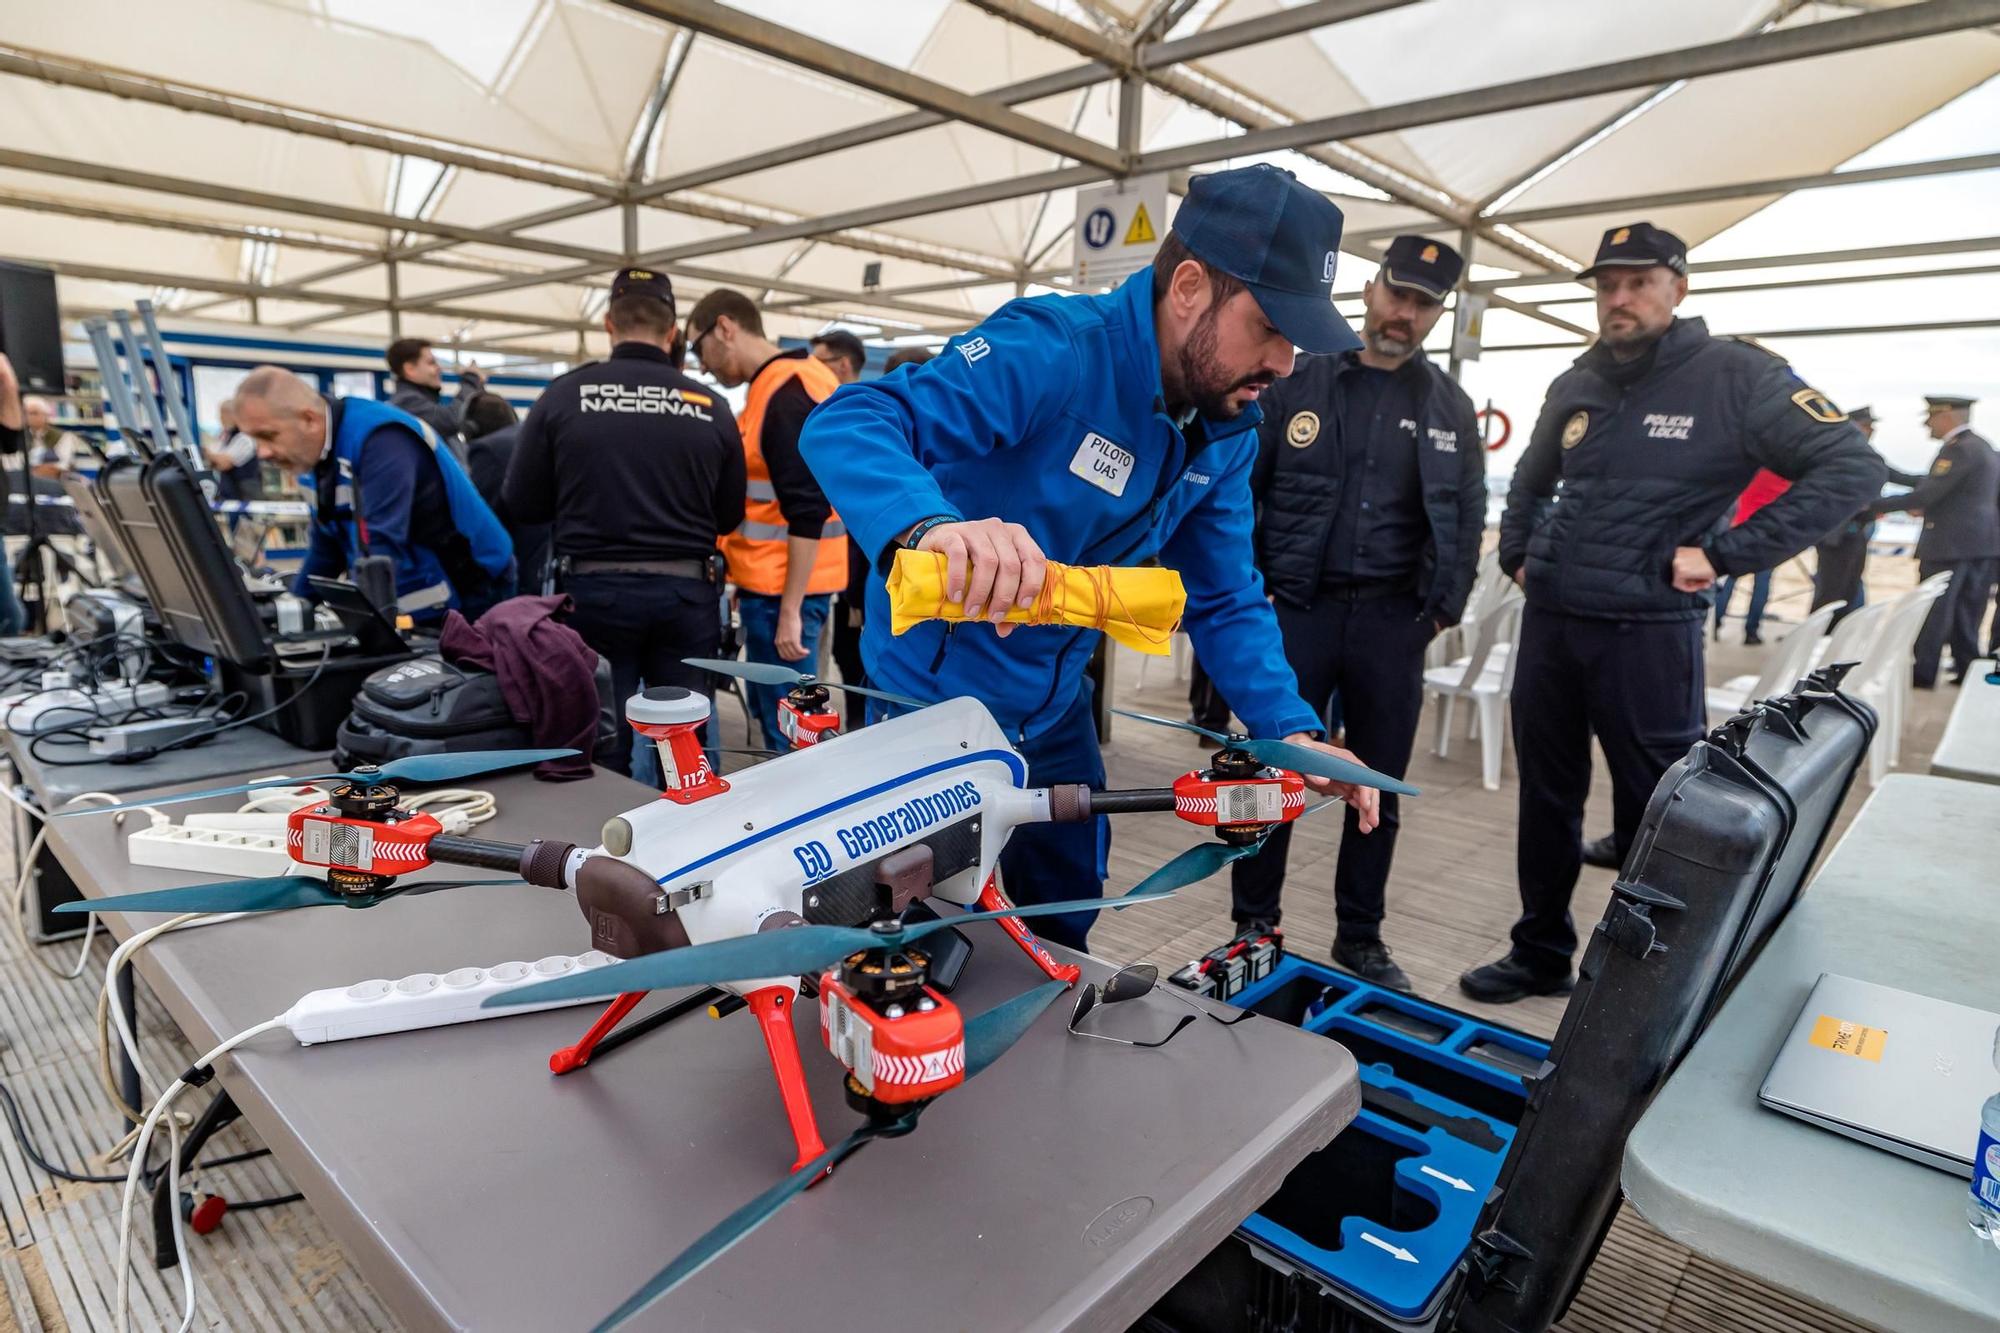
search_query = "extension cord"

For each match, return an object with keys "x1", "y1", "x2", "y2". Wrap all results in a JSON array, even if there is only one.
[
  {"x1": 282, "y1": 952, "x2": 618, "y2": 1044},
  {"x1": 87, "y1": 714, "x2": 217, "y2": 757},
  {"x1": 126, "y1": 822, "x2": 305, "y2": 879},
  {"x1": 1, "y1": 681, "x2": 174, "y2": 733}
]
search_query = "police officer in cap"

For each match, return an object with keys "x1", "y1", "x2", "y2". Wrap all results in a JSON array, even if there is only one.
[
  {"x1": 503, "y1": 267, "x2": 747, "y2": 778},
  {"x1": 1865, "y1": 395, "x2": 1999, "y2": 687},
  {"x1": 1465, "y1": 221, "x2": 1884, "y2": 1004},
  {"x1": 1811, "y1": 404, "x2": 1877, "y2": 624},
  {"x1": 1231, "y1": 234, "x2": 1486, "y2": 991}
]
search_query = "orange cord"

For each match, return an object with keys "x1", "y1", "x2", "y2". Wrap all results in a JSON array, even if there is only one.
[{"x1": 1022, "y1": 561, "x2": 1178, "y2": 648}]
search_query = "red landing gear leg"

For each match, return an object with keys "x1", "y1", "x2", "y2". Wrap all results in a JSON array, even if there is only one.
[
  {"x1": 976, "y1": 876, "x2": 1083, "y2": 985},
  {"x1": 550, "y1": 991, "x2": 648, "y2": 1074},
  {"x1": 745, "y1": 987, "x2": 828, "y2": 1173}
]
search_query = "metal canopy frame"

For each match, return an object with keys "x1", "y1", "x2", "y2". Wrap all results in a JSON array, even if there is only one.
[{"x1": 2, "y1": 0, "x2": 1996, "y2": 358}]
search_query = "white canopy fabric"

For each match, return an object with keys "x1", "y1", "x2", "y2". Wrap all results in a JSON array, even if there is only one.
[{"x1": 0, "y1": 0, "x2": 1994, "y2": 362}]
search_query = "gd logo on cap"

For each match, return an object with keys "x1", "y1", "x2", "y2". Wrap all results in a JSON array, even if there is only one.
[
  {"x1": 1286, "y1": 411, "x2": 1321, "y2": 448},
  {"x1": 1561, "y1": 411, "x2": 1589, "y2": 448}
]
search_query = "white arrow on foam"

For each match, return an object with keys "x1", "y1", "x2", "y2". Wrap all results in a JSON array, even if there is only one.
[
  {"x1": 1421, "y1": 1164, "x2": 1474, "y2": 1193},
  {"x1": 1360, "y1": 1231, "x2": 1419, "y2": 1263}
]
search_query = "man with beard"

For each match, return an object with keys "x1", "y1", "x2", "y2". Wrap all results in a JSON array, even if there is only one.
[
  {"x1": 1229, "y1": 235, "x2": 1485, "y2": 990},
  {"x1": 800, "y1": 164, "x2": 1384, "y2": 948},
  {"x1": 1462, "y1": 221, "x2": 1884, "y2": 1004}
]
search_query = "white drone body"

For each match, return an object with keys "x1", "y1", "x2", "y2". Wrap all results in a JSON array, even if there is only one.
[{"x1": 603, "y1": 697, "x2": 1053, "y2": 995}]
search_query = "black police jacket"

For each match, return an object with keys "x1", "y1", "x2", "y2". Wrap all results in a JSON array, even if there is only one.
[
  {"x1": 1867, "y1": 428, "x2": 2000, "y2": 563},
  {"x1": 502, "y1": 342, "x2": 748, "y2": 565},
  {"x1": 1251, "y1": 349, "x2": 1486, "y2": 625},
  {"x1": 1499, "y1": 318, "x2": 1885, "y2": 622}
]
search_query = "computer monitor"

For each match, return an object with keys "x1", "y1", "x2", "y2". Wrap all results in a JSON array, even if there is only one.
[
  {"x1": 60, "y1": 470, "x2": 144, "y2": 596},
  {"x1": 96, "y1": 455, "x2": 272, "y2": 669}
]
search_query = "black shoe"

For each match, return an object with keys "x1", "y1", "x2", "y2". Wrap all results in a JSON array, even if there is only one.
[
  {"x1": 1332, "y1": 937, "x2": 1411, "y2": 992},
  {"x1": 1234, "y1": 917, "x2": 1280, "y2": 942},
  {"x1": 1743, "y1": 630, "x2": 1763, "y2": 646},
  {"x1": 1458, "y1": 953, "x2": 1573, "y2": 1004},
  {"x1": 1580, "y1": 834, "x2": 1624, "y2": 870}
]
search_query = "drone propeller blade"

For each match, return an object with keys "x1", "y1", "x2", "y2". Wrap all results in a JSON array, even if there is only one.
[
  {"x1": 54, "y1": 875, "x2": 524, "y2": 917},
  {"x1": 1110, "y1": 707, "x2": 1232, "y2": 745},
  {"x1": 60, "y1": 748, "x2": 579, "y2": 817},
  {"x1": 827, "y1": 680, "x2": 931, "y2": 711},
  {"x1": 682, "y1": 657, "x2": 806, "y2": 687},
  {"x1": 53, "y1": 875, "x2": 338, "y2": 916},
  {"x1": 483, "y1": 924, "x2": 884, "y2": 1008},
  {"x1": 1236, "y1": 738, "x2": 1420, "y2": 796},
  {"x1": 591, "y1": 1117, "x2": 907, "y2": 1332},
  {"x1": 963, "y1": 980, "x2": 1068, "y2": 1079},
  {"x1": 1125, "y1": 840, "x2": 1258, "y2": 900},
  {"x1": 371, "y1": 749, "x2": 579, "y2": 785},
  {"x1": 490, "y1": 886, "x2": 1183, "y2": 1011}
]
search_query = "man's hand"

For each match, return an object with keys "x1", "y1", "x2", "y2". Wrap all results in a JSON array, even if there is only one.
[
  {"x1": 458, "y1": 366, "x2": 486, "y2": 397},
  {"x1": 0, "y1": 353, "x2": 20, "y2": 431},
  {"x1": 1281, "y1": 733, "x2": 1381, "y2": 833},
  {"x1": 914, "y1": 517, "x2": 1048, "y2": 638},
  {"x1": 775, "y1": 600, "x2": 809, "y2": 661},
  {"x1": 1511, "y1": 567, "x2": 1526, "y2": 590},
  {"x1": 1671, "y1": 546, "x2": 1717, "y2": 593}
]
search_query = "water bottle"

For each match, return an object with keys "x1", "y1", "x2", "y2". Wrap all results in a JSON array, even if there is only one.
[{"x1": 1968, "y1": 1024, "x2": 2000, "y2": 1249}]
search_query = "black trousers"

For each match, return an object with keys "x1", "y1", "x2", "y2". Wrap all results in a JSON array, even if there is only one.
[
  {"x1": 1813, "y1": 531, "x2": 1869, "y2": 624},
  {"x1": 1187, "y1": 657, "x2": 1233, "y2": 733},
  {"x1": 830, "y1": 593, "x2": 868, "y2": 728},
  {"x1": 1509, "y1": 606, "x2": 1705, "y2": 974},
  {"x1": 564, "y1": 571, "x2": 719, "y2": 778},
  {"x1": 1229, "y1": 592, "x2": 1432, "y2": 938},
  {"x1": 1914, "y1": 558, "x2": 1998, "y2": 687}
]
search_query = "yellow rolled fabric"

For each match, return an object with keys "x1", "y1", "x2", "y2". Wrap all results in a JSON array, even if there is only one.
[{"x1": 885, "y1": 549, "x2": 1184, "y2": 656}]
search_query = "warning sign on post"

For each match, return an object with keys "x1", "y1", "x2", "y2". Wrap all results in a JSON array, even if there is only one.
[{"x1": 1072, "y1": 174, "x2": 1169, "y2": 290}]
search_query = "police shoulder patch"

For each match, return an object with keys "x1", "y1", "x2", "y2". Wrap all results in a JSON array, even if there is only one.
[
  {"x1": 1286, "y1": 411, "x2": 1320, "y2": 448},
  {"x1": 1561, "y1": 411, "x2": 1589, "y2": 449},
  {"x1": 1789, "y1": 387, "x2": 1847, "y2": 425}
]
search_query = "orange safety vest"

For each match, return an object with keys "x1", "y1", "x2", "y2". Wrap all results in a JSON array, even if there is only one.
[{"x1": 720, "y1": 354, "x2": 849, "y2": 597}]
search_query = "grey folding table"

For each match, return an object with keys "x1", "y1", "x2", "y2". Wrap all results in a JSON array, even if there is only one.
[
  {"x1": 1931, "y1": 661, "x2": 2000, "y2": 786},
  {"x1": 1623, "y1": 774, "x2": 2000, "y2": 1333},
  {"x1": 42, "y1": 764, "x2": 1360, "y2": 1333}
]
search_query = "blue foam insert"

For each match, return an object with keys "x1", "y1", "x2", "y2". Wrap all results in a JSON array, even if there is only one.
[{"x1": 1230, "y1": 956, "x2": 1553, "y2": 1321}]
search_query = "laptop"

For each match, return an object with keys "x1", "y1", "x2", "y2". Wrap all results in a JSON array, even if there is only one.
[{"x1": 1760, "y1": 973, "x2": 2000, "y2": 1176}]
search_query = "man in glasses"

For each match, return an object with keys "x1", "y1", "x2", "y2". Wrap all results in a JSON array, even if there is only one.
[{"x1": 686, "y1": 289, "x2": 849, "y2": 754}]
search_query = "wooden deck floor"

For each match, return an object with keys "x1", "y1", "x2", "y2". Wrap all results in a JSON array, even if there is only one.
[{"x1": 0, "y1": 556, "x2": 1967, "y2": 1332}]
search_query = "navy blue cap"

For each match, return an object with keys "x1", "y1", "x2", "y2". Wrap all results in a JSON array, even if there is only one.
[
  {"x1": 1172, "y1": 164, "x2": 1361, "y2": 354},
  {"x1": 1848, "y1": 405, "x2": 1873, "y2": 424},
  {"x1": 610, "y1": 266, "x2": 675, "y2": 307},
  {"x1": 1380, "y1": 234, "x2": 1463, "y2": 300},
  {"x1": 1579, "y1": 221, "x2": 1687, "y2": 281},
  {"x1": 1925, "y1": 395, "x2": 1976, "y2": 411}
]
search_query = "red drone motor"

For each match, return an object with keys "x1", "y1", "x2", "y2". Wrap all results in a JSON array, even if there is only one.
[
  {"x1": 1171, "y1": 750, "x2": 1307, "y2": 841},
  {"x1": 778, "y1": 683, "x2": 842, "y2": 749},
  {"x1": 285, "y1": 776, "x2": 439, "y2": 894},
  {"x1": 819, "y1": 930, "x2": 967, "y2": 1115}
]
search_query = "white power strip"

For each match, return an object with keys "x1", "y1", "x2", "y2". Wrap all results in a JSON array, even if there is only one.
[
  {"x1": 282, "y1": 952, "x2": 618, "y2": 1044},
  {"x1": 2, "y1": 681, "x2": 175, "y2": 733},
  {"x1": 126, "y1": 821, "x2": 306, "y2": 879}
]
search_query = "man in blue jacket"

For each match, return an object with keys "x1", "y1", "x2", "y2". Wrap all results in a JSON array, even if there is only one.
[
  {"x1": 800, "y1": 164, "x2": 1381, "y2": 949},
  {"x1": 235, "y1": 365, "x2": 516, "y2": 623}
]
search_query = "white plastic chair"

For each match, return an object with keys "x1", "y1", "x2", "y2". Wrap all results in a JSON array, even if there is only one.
[
  {"x1": 1808, "y1": 600, "x2": 1890, "y2": 672},
  {"x1": 1429, "y1": 550, "x2": 1504, "y2": 672},
  {"x1": 1704, "y1": 600, "x2": 1843, "y2": 726},
  {"x1": 1423, "y1": 587, "x2": 1523, "y2": 790},
  {"x1": 1844, "y1": 573, "x2": 1952, "y2": 784}
]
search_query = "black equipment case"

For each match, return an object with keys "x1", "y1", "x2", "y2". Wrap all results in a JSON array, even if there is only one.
[
  {"x1": 1141, "y1": 666, "x2": 1877, "y2": 1333},
  {"x1": 332, "y1": 652, "x2": 621, "y2": 771}
]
